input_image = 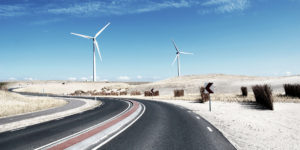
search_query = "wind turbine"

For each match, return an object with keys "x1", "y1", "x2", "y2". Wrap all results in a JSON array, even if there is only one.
[
  {"x1": 171, "y1": 40, "x2": 193, "y2": 77},
  {"x1": 71, "y1": 22, "x2": 110, "y2": 82}
]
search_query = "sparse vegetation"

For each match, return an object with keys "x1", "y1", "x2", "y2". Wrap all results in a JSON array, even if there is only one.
[
  {"x1": 284, "y1": 84, "x2": 300, "y2": 98},
  {"x1": 241, "y1": 86, "x2": 248, "y2": 97},
  {"x1": 144, "y1": 90, "x2": 159, "y2": 96},
  {"x1": 130, "y1": 90, "x2": 141, "y2": 96},
  {"x1": 174, "y1": 89, "x2": 184, "y2": 97},
  {"x1": 252, "y1": 85, "x2": 274, "y2": 110},
  {"x1": 0, "y1": 90, "x2": 67, "y2": 117},
  {"x1": 200, "y1": 87, "x2": 210, "y2": 103},
  {"x1": 70, "y1": 88, "x2": 128, "y2": 96},
  {"x1": 0, "y1": 82, "x2": 8, "y2": 90},
  {"x1": 154, "y1": 91, "x2": 159, "y2": 96}
]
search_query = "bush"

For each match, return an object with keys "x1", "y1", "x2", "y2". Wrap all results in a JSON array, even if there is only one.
[
  {"x1": 144, "y1": 91, "x2": 151, "y2": 96},
  {"x1": 174, "y1": 89, "x2": 184, "y2": 97},
  {"x1": 0, "y1": 82, "x2": 8, "y2": 90},
  {"x1": 130, "y1": 91, "x2": 141, "y2": 96},
  {"x1": 144, "y1": 90, "x2": 159, "y2": 96},
  {"x1": 241, "y1": 86, "x2": 248, "y2": 97},
  {"x1": 154, "y1": 91, "x2": 159, "y2": 96},
  {"x1": 284, "y1": 84, "x2": 300, "y2": 98},
  {"x1": 120, "y1": 91, "x2": 127, "y2": 95},
  {"x1": 199, "y1": 87, "x2": 210, "y2": 103},
  {"x1": 252, "y1": 85, "x2": 274, "y2": 110}
]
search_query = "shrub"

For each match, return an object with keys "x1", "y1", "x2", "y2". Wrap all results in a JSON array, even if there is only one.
[
  {"x1": 144, "y1": 90, "x2": 159, "y2": 96},
  {"x1": 252, "y1": 85, "x2": 274, "y2": 110},
  {"x1": 0, "y1": 82, "x2": 8, "y2": 90},
  {"x1": 154, "y1": 91, "x2": 159, "y2": 96},
  {"x1": 284, "y1": 84, "x2": 300, "y2": 98},
  {"x1": 200, "y1": 87, "x2": 210, "y2": 103},
  {"x1": 144, "y1": 91, "x2": 152, "y2": 96},
  {"x1": 174, "y1": 89, "x2": 184, "y2": 97},
  {"x1": 120, "y1": 91, "x2": 127, "y2": 95},
  {"x1": 241, "y1": 86, "x2": 248, "y2": 97},
  {"x1": 131, "y1": 91, "x2": 141, "y2": 96}
]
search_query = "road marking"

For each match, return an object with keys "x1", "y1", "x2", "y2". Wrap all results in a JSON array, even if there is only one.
[
  {"x1": 196, "y1": 116, "x2": 200, "y2": 120},
  {"x1": 34, "y1": 101, "x2": 131, "y2": 150},
  {"x1": 47, "y1": 100, "x2": 142, "y2": 150},
  {"x1": 207, "y1": 127, "x2": 213, "y2": 132},
  {"x1": 91, "y1": 103, "x2": 146, "y2": 150}
]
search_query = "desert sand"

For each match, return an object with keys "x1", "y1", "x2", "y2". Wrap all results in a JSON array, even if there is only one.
[
  {"x1": 2, "y1": 74, "x2": 300, "y2": 149},
  {"x1": 7, "y1": 74, "x2": 300, "y2": 96},
  {"x1": 153, "y1": 99, "x2": 300, "y2": 150}
]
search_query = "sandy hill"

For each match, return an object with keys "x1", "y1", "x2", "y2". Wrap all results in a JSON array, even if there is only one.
[
  {"x1": 2, "y1": 74, "x2": 300, "y2": 95},
  {"x1": 131, "y1": 74, "x2": 300, "y2": 95}
]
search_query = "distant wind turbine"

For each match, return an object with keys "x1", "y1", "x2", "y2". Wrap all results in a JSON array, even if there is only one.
[
  {"x1": 71, "y1": 22, "x2": 110, "y2": 82},
  {"x1": 171, "y1": 40, "x2": 193, "y2": 77}
]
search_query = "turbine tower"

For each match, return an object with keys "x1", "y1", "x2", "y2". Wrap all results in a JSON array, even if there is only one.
[
  {"x1": 171, "y1": 40, "x2": 193, "y2": 77},
  {"x1": 71, "y1": 23, "x2": 110, "y2": 82}
]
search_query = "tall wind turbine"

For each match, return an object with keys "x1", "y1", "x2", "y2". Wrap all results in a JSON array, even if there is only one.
[
  {"x1": 71, "y1": 22, "x2": 110, "y2": 82},
  {"x1": 171, "y1": 40, "x2": 193, "y2": 77}
]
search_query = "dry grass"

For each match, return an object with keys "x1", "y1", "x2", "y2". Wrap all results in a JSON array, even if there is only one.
[
  {"x1": 284, "y1": 84, "x2": 300, "y2": 98},
  {"x1": 241, "y1": 86, "x2": 248, "y2": 97},
  {"x1": 0, "y1": 90, "x2": 67, "y2": 118},
  {"x1": 142, "y1": 93, "x2": 300, "y2": 103},
  {"x1": 174, "y1": 89, "x2": 184, "y2": 97},
  {"x1": 252, "y1": 85, "x2": 274, "y2": 110}
]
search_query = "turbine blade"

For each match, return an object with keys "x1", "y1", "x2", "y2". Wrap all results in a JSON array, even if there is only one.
[
  {"x1": 94, "y1": 40, "x2": 102, "y2": 62},
  {"x1": 70, "y1": 32, "x2": 93, "y2": 39},
  {"x1": 95, "y1": 22, "x2": 110, "y2": 38},
  {"x1": 172, "y1": 40, "x2": 179, "y2": 52},
  {"x1": 172, "y1": 55, "x2": 178, "y2": 65},
  {"x1": 180, "y1": 52, "x2": 193, "y2": 55}
]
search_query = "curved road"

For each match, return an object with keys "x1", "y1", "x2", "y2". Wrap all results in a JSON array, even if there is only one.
[
  {"x1": 0, "y1": 97, "x2": 235, "y2": 150},
  {"x1": 100, "y1": 99, "x2": 235, "y2": 150}
]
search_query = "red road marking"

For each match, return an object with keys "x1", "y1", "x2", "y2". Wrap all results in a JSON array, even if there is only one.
[{"x1": 48, "y1": 101, "x2": 139, "y2": 150}]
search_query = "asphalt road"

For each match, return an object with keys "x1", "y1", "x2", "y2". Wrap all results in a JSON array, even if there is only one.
[
  {"x1": 0, "y1": 97, "x2": 235, "y2": 150},
  {"x1": 100, "y1": 99, "x2": 235, "y2": 150},
  {"x1": 0, "y1": 98, "x2": 128, "y2": 150}
]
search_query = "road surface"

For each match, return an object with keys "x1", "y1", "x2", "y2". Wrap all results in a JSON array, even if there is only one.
[{"x1": 0, "y1": 97, "x2": 235, "y2": 150}]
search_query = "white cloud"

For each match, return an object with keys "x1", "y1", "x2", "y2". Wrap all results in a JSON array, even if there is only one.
[
  {"x1": 118, "y1": 76, "x2": 130, "y2": 81},
  {"x1": 137, "y1": 75, "x2": 143, "y2": 79},
  {"x1": 1, "y1": 0, "x2": 252, "y2": 18},
  {"x1": 46, "y1": 1, "x2": 193, "y2": 16},
  {"x1": 68, "y1": 77, "x2": 77, "y2": 81},
  {"x1": 24, "y1": 77, "x2": 33, "y2": 81},
  {"x1": 8, "y1": 77, "x2": 16, "y2": 81},
  {"x1": 202, "y1": 0, "x2": 249, "y2": 13},
  {"x1": 80, "y1": 77, "x2": 88, "y2": 81},
  {"x1": 0, "y1": 5, "x2": 27, "y2": 17},
  {"x1": 286, "y1": 71, "x2": 292, "y2": 76}
]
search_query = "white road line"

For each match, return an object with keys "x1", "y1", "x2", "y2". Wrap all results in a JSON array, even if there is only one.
[
  {"x1": 10, "y1": 127, "x2": 26, "y2": 132},
  {"x1": 34, "y1": 101, "x2": 131, "y2": 150},
  {"x1": 207, "y1": 127, "x2": 213, "y2": 132},
  {"x1": 91, "y1": 103, "x2": 146, "y2": 150}
]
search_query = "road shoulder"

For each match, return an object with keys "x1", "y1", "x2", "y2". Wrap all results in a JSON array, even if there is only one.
[{"x1": 0, "y1": 97, "x2": 101, "y2": 133}]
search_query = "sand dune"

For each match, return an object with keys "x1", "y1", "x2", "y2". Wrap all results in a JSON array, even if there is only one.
[{"x1": 5, "y1": 74, "x2": 300, "y2": 97}]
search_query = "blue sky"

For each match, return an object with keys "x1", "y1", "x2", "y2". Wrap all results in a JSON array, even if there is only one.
[{"x1": 0, "y1": 0, "x2": 300, "y2": 81}]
